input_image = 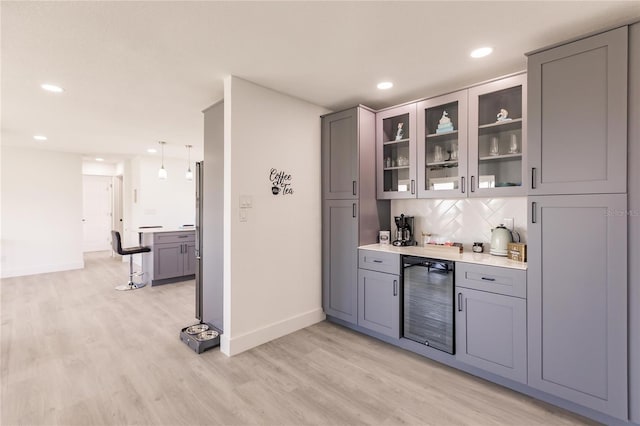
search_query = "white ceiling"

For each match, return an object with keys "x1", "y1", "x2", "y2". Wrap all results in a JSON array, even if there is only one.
[{"x1": 2, "y1": 1, "x2": 639, "y2": 163}]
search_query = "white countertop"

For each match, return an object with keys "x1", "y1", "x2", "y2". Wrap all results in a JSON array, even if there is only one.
[
  {"x1": 359, "y1": 243, "x2": 527, "y2": 270},
  {"x1": 137, "y1": 227, "x2": 195, "y2": 234}
]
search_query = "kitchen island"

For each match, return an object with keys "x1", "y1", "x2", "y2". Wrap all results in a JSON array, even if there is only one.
[{"x1": 139, "y1": 228, "x2": 196, "y2": 286}]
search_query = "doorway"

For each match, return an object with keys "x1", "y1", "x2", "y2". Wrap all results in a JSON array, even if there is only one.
[{"x1": 82, "y1": 175, "x2": 113, "y2": 252}]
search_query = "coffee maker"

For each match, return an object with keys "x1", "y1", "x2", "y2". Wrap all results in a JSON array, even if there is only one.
[{"x1": 393, "y1": 214, "x2": 415, "y2": 246}]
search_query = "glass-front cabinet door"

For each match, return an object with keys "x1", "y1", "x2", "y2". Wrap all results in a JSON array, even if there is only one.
[
  {"x1": 417, "y1": 90, "x2": 468, "y2": 198},
  {"x1": 376, "y1": 104, "x2": 417, "y2": 199},
  {"x1": 468, "y1": 74, "x2": 527, "y2": 197}
]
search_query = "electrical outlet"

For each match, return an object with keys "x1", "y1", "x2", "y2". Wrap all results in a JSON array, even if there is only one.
[{"x1": 503, "y1": 218, "x2": 514, "y2": 230}]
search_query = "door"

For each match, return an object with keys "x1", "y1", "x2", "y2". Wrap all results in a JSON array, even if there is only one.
[
  {"x1": 357, "y1": 269, "x2": 400, "y2": 338},
  {"x1": 456, "y1": 287, "x2": 527, "y2": 383},
  {"x1": 183, "y1": 242, "x2": 197, "y2": 276},
  {"x1": 82, "y1": 175, "x2": 112, "y2": 252},
  {"x1": 417, "y1": 90, "x2": 468, "y2": 198},
  {"x1": 528, "y1": 27, "x2": 627, "y2": 195},
  {"x1": 322, "y1": 108, "x2": 358, "y2": 199},
  {"x1": 376, "y1": 104, "x2": 417, "y2": 199},
  {"x1": 154, "y1": 243, "x2": 184, "y2": 280},
  {"x1": 112, "y1": 176, "x2": 124, "y2": 236},
  {"x1": 528, "y1": 194, "x2": 627, "y2": 419},
  {"x1": 322, "y1": 200, "x2": 358, "y2": 324}
]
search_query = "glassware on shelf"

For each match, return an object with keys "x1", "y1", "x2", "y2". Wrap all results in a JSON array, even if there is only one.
[
  {"x1": 451, "y1": 143, "x2": 458, "y2": 160},
  {"x1": 395, "y1": 122, "x2": 405, "y2": 141},
  {"x1": 490, "y1": 137, "x2": 500, "y2": 156},
  {"x1": 434, "y1": 145, "x2": 443, "y2": 162},
  {"x1": 509, "y1": 133, "x2": 519, "y2": 154}
]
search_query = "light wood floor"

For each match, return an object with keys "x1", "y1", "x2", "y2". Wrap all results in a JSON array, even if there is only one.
[{"x1": 1, "y1": 252, "x2": 597, "y2": 426}]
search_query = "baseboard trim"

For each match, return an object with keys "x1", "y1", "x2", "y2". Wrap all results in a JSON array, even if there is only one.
[
  {"x1": 222, "y1": 308, "x2": 326, "y2": 357},
  {"x1": 1, "y1": 261, "x2": 85, "y2": 279}
]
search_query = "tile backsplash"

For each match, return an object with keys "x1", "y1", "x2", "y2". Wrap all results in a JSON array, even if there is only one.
[{"x1": 391, "y1": 197, "x2": 527, "y2": 250}]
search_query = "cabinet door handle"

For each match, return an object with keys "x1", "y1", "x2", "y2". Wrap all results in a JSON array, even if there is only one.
[
  {"x1": 393, "y1": 280, "x2": 398, "y2": 296},
  {"x1": 411, "y1": 180, "x2": 415, "y2": 195},
  {"x1": 458, "y1": 293, "x2": 463, "y2": 311},
  {"x1": 352, "y1": 180, "x2": 357, "y2": 196},
  {"x1": 470, "y1": 176, "x2": 475, "y2": 192},
  {"x1": 531, "y1": 201, "x2": 537, "y2": 224},
  {"x1": 178, "y1": 235, "x2": 188, "y2": 238},
  {"x1": 531, "y1": 167, "x2": 537, "y2": 189},
  {"x1": 461, "y1": 176, "x2": 465, "y2": 194},
  {"x1": 373, "y1": 259, "x2": 383, "y2": 263},
  {"x1": 179, "y1": 244, "x2": 183, "y2": 254},
  {"x1": 481, "y1": 277, "x2": 496, "y2": 282},
  {"x1": 352, "y1": 203, "x2": 357, "y2": 218}
]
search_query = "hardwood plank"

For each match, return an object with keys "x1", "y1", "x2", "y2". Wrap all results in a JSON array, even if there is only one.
[{"x1": 1, "y1": 252, "x2": 596, "y2": 425}]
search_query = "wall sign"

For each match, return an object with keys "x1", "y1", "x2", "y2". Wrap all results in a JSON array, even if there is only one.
[{"x1": 270, "y1": 168, "x2": 294, "y2": 195}]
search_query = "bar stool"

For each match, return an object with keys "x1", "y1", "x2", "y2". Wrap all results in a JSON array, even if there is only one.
[{"x1": 111, "y1": 230, "x2": 151, "y2": 291}]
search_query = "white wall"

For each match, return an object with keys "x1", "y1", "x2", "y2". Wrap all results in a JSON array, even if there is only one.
[
  {"x1": 129, "y1": 156, "x2": 196, "y2": 232},
  {"x1": 82, "y1": 161, "x2": 117, "y2": 176},
  {"x1": 391, "y1": 197, "x2": 528, "y2": 249},
  {"x1": 1, "y1": 146, "x2": 84, "y2": 277},
  {"x1": 222, "y1": 76, "x2": 329, "y2": 356}
]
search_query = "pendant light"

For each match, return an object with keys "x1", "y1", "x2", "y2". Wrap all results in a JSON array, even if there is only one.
[
  {"x1": 185, "y1": 144, "x2": 193, "y2": 181},
  {"x1": 158, "y1": 141, "x2": 168, "y2": 180}
]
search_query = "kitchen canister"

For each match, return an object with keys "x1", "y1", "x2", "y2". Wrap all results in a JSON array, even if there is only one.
[{"x1": 379, "y1": 231, "x2": 391, "y2": 245}]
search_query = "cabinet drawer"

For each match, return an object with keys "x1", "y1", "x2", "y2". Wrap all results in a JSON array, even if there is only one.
[
  {"x1": 154, "y1": 231, "x2": 195, "y2": 245},
  {"x1": 456, "y1": 262, "x2": 526, "y2": 298},
  {"x1": 358, "y1": 249, "x2": 400, "y2": 275}
]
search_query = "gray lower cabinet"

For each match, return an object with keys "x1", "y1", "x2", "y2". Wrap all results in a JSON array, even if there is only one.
[
  {"x1": 143, "y1": 230, "x2": 196, "y2": 285},
  {"x1": 357, "y1": 269, "x2": 400, "y2": 339},
  {"x1": 528, "y1": 194, "x2": 628, "y2": 419},
  {"x1": 455, "y1": 262, "x2": 527, "y2": 384},
  {"x1": 322, "y1": 200, "x2": 359, "y2": 323},
  {"x1": 527, "y1": 26, "x2": 628, "y2": 195},
  {"x1": 456, "y1": 287, "x2": 527, "y2": 384}
]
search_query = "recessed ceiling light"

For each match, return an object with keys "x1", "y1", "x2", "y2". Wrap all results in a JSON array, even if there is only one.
[
  {"x1": 33, "y1": 135, "x2": 47, "y2": 141},
  {"x1": 95, "y1": 158, "x2": 104, "y2": 162},
  {"x1": 377, "y1": 82, "x2": 393, "y2": 90},
  {"x1": 41, "y1": 83, "x2": 64, "y2": 93},
  {"x1": 470, "y1": 47, "x2": 493, "y2": 58},
  {"x1": 147, "y1": 148, "x2": 157, "y2": 153}
]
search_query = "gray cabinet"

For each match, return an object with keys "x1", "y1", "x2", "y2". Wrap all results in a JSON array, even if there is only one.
[
  {"x1": 417, "y1": 90, "x2": 468, "y2": 198},
  {"x1": 629, "y1": 21, "x2": 640, "y2": 425},
  {"x1": 322, "y1": 107, "x2": 389, "y2": 325},
  {"x1": 322, "y1": 200, "x2": 359, "y2": 323},
  {"x1": 322, "y1": 108, "x2": 358, "y2": 199},
  {"x1": 527, "y1": 27, "x2": 628, "y2": 195},
  {"x1": 142, "y1": 230, "x2": 196, "y2": 286},
  {"x1": 468, "y1": 73, "x2": 527, "y2": 197},
  {"x1": 376, "y1": 103, "x2": 417, "y2": 199},
  {"x1": 357, "y1": 269, "x2": 400, "y2": 338},
  {"x1": 528, "y1": 194, "x2": 628, "y2": 419},
  {"x1": 455, "y1": 263, "x2": 527, "y2": 383}
]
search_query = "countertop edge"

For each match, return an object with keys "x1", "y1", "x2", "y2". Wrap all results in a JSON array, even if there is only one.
[{"x1": 359, "y1": 243, "x2": 527, "y2": 271}]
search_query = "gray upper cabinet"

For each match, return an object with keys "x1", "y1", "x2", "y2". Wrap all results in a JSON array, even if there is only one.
[
  {"x1": 528, "y1": 194, "x2": 628, "y2": 419},
  {"x1": 322, "y1": 108, "x2": 358, "y2": 199},
  {"x1": 322, "y1": 199, "x2": 359, "y2": 323},
  {"x1": 468, "y1": 74, "x2": 527, "y2": 197},
  {"x1": 527, "y1": 27, "x2": 628, "y2": 195},
  {"x1": 417, "y1": 90, "x2": 469, "y2": 198},
  {"x1": 376, "y1": 104, "x2": 417, "y2": 199}
]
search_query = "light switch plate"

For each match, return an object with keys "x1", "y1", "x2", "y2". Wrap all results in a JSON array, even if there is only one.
[
  {"x1": 239, "y1": 195, "x2": 253, "y2": 208},
  {"x1": 239, "y1": 208, "x2": 248, "y2": 222}
]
